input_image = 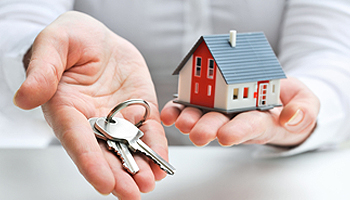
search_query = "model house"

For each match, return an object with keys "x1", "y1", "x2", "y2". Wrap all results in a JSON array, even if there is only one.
[{"x1": 173, "y1": 31, "x2": 286, "y2": 113}]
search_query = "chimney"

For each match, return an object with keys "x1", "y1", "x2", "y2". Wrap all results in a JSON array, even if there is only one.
[{"x1": 229, "y1": 30, "x2": 236, "y2": 47}]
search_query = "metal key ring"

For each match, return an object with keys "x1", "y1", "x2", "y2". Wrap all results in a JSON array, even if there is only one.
[{"x1": 106, "y1": 99, "x2": 150, "y2": 128}]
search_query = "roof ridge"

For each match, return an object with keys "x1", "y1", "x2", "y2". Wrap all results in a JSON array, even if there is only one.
[{"x1": 173, "y1": 32, "x2": 286, "y2": 84}]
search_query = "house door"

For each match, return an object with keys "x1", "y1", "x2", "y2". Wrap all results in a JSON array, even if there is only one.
[{"x1": 256, "y1": 81, "x2": 269, "y2": 107}]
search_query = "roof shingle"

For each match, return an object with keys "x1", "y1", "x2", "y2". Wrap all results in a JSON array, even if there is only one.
[{"x1": 173, "y1": 32, "x2": 286, "y2": 84}]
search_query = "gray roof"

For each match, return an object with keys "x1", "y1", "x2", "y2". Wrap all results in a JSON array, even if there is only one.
[{"x1": 173, "y1": 32, "x2": 286, "y2": 84}]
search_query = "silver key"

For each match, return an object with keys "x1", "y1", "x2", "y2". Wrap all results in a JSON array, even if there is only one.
[
  {"x1": 95, "y1": 117, "x2": 176, "y2": 175},
  {"x1": 88, "y1": 117, "x2": 139, "y2": 174}
]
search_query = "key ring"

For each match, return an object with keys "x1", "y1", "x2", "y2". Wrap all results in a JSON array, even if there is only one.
[{"x1": 106, "y1": 99, "x2": 150, "y2": 128}]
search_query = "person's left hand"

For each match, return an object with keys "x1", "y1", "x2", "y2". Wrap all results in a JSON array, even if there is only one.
[{"x1": 161, "y1": 77, "x2": 319, "y2": 147}]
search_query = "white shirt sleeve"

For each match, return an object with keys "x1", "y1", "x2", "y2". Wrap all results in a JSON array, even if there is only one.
[
  {"x1": 254, "y1": 0, "x2": 350, "y2": 157},
  {"x1": 0, "y1": 0, "x2": 73, "y2": 147},
  {"x1": 0, "y1": 0, "x2": 74, "y2": 92}
]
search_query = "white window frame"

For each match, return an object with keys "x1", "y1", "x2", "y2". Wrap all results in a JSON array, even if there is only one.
[
  {"x1": 207, "y1": 59, "x2": 214, "y2": 79},
  {"x1": 195, "y1": 56, "x2": 202, "y2": 77}
]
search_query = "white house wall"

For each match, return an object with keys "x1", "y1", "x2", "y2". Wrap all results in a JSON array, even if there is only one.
[
  {"x1": 177, "y1": 55, "x2": 193, "y2": 103},
  {"x1": 213, "y1": 69, "x2": 228, "y2": 109},
  {"x1": 212, "y1": 70, "x2": 253, "y2": 109},
  {"x1": 214, "y1": 70, "x2": 256, "y2": 110},
  {"x1": 226, "y1": 81, "x2": 257, "y2": 110},
  {"x1": 267, "y1": 79, "x2": 281, "y2": 105},
  {"x1": 223, "y1": 79, "x2": 281, "y2": 110}
]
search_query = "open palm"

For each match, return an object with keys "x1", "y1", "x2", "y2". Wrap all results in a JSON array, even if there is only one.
[
  {"x1": 14, "y1": 11, "x2": 167, "y2": 200},
  {"x1": 161, "y1": 77, "x2": 320, "y2": 148}
]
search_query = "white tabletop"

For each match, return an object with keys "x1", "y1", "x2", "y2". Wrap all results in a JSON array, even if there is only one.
[{"x1": 1, "y1": 146, "x2": 350, "y2": 200}]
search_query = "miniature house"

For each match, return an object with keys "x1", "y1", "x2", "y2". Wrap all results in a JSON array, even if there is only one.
[{"x1": 173, "y1": 31, "x2": 286, "y2": 114}]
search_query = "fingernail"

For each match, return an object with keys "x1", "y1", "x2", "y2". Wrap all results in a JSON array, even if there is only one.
[
  {"x1": 286, "y1": 109, "x2": 304, "y2": 126},
  {"x1": 218, "y1": 143, "x2": 233, "y2": 148},
  {"x1": 13, "y1": 90, "x2": 19, "y2": 107},
  {"x1": 112, "y1": 191, "x2": 122, "y2": 199},
  {"x1": 98, "y1": 192, "x2": 110, "y2": 196}
]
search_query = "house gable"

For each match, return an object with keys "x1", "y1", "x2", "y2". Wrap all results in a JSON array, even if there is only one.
[
  {"x1": 190, "y1": 41, "x2": 217, "y2": 108},
  {"x1": 173, "y1": 37, "x2": 205, "y2": 75}
]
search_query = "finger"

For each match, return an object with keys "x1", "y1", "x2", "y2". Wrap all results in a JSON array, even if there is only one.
[
  {"x1": 189, "y1": 112, "x2": 230, "y2": 146},
  {"x1": 99, "y1": 135, "x2": 154, "y2": 196},
  {"x1": 279, "y1": 78, "x2": 320, "y2": 133},
  {"x1": 217, "y1": 111, "x2": 273, "y2": 146},
  {"x1": 217, "y1": 78, "x2": 320, "y2": 147},
  {"x1": 160, "y1": 100, "x2": 184, "y2": 126},
  {"x1": 133, "y1": 155, "x2": 156, "y2": 193},
  {"x1": 217, "y1": 108, "x2": 313, "y2": 147},
  {"x1": 140, "y1": 119, "x2": 168, "y2": 181},
  {"x1": 174, "y1": 107, "x2": 203, "y2": 134},
  {"x1": 14, "y1": 27, "x2": 68, "y2": 110},
  {"x1": 100, "y1": 141, "x2": 155, "y2": 196},
  {"x1": 98, "y1": 114, "x2": 157, "y2": 195},
  {"x1": 43, "y1": 105, "x2": 115, "y2": 195},
  {"x1": 118, "y1": 103, "x2": 168, "y2": 181},
  {"x1": 101, "y1": 147, "x2": 141, "y2": 200}
]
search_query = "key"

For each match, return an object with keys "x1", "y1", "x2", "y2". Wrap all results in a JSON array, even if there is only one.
[
  {"x1": 89, "y1": 117, "x2": 139, "y2": 174},
  {"x1": 95, "y1": 117, "x2": 176, "y2": 175},
  {"x1": 88, "y1": 117, "x2": 139, "y2": 174}
]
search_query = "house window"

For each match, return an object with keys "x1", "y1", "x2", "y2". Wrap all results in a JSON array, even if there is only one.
[
  {"x1": 272, "y1": 84, "x2": 275, "y2": 93},
  {"x1": 243, "y1": 87, "x2": 249, "y2": 99},
  {"x1": 195, "y1": 83, "x2": 199, "y2": 94},
  {"x1": 233, "y1": 88, "x2": 239, "y2": 100},
  {"x1": 195, "y1": 57, "x2": 202, "y2": 77},
  {"x1": 207, "y1": 85, "x2": 212, "y2": 96},
  {"x1": 207, "y1": 59, "x2": 214, "y2": 79}
]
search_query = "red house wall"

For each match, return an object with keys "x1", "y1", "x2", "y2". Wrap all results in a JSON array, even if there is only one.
[{"x1": 190, "y1": 41, "x2": 217, "y2": 108}]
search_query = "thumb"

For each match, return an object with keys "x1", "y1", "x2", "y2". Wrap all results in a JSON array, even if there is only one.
[
  {"x1": 279, "y1": 77, "x2": 320, "y2": 134},
  {"x1": 14, "y1": 28, "x2": 68, "y2": 110}
]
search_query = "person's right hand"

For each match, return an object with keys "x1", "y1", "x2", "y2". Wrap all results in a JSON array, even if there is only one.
[
  {"x1": 161, "y1": 77, "x2": 320, "y2": 148},
  {"x1": 14, "y1": 11, "x2": 169, "y2": 200}
]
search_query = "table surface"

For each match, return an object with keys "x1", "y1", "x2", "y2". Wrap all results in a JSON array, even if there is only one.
[{"x1": 1, "y1": 146, "x2": 350, "y2": 200}]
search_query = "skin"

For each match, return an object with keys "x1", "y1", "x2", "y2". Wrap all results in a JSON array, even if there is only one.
[
  {"x1": 13, "y1": 11, "x2": 168, "y2": 200},
  {"x1": 12, "y1": 9, "x2": 320, "y2": 199},
  {"x1": 161, "y1": 77, "x2": 320, "y2": 148}
]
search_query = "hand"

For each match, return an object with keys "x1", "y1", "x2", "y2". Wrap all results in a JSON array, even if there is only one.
[
  {"x1": 161, "y1": 77, "x2": 320, "y2": 147},
  {"x1": 14, "y1": 11, "x2": 168, "y2": 199}
]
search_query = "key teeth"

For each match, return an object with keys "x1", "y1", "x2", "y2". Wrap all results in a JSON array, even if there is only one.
[
  {"x1": 136, "y1": 149, "x2": 174, "y2": 175},
  {"x1": 107, "y1": 145, "x2": 114, "y2": 151},
  {"x1": 122, "y1": 163, "x2": 135, "y2": 174},
  {"x1": 110, "y1": 147, "x2": 137, "y2": 174}
]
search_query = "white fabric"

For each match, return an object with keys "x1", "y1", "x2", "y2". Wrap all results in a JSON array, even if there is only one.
[
  {"x1": 0, "y1": 0, "x2": 349, "y2": 157},
  {"x1": 0, "y1": 0, "x2": 74, "y2": 147},
  {"x1": 256, "y1": 0, "x2": 350, "y2": 157}
]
